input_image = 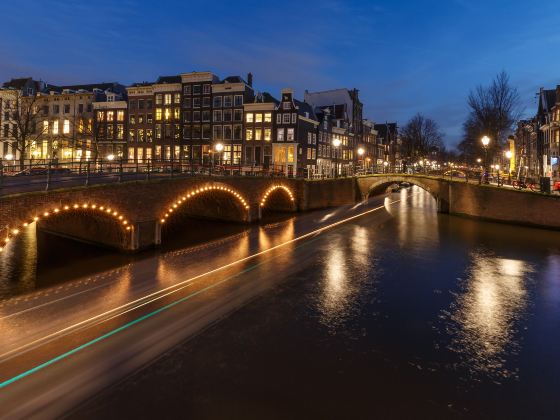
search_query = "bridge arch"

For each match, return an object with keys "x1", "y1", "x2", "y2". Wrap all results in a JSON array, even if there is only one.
[
  {"x1": 259, "y1": 185, "x2": 296, "y2": 215},
  {"x1": 358, "y1": 175, "x2": 450, "y2": 213},
  {"x1": 0, "y1": 202, "x2": 132, "y2": 253},
  {"x1": 159, "y1": 183, "x2": 250, "y2": 227}
]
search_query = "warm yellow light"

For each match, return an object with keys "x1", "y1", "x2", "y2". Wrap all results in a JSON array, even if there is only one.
[
  {"x1": 34, "y1": 217, "x2": 39, "y2": 221},
  {"x1": 12, "y1": 229, "x2": 19, "y2": 234},
  {"x1": 23, "y1": 223, "x2": 28, "y2": 227},
  {"x1": 64, "y1": 205, "x2": 69, "y2": 210},
  {"x1": 73, "y1": 204, "x2": 79, "y2": 209},
  {"x1": 481, "y1": 135, "x2": 490, "y2": 147},
  {"x1": 43, "y1": 212, "x2": 49, "y2": 217},
  {"x1": 161, "y1": 219, "x2": 165, "y2": 223},
  {"x1": 54, "y1": 208, "x2": 59, "y2": 213}
]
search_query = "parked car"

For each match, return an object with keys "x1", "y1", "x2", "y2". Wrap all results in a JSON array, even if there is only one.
[{"x1": 553, "y1": 181, "x2": 560, "y2": 192}]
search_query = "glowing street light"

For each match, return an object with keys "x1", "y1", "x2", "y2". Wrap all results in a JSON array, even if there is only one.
[
  {"x1": 332, "y1": 138, "x2": 341, "y2": 178},
  {"x1": 383, "y1": 160, "x2": 389, "y2": 173},
  {"x1": 4, "y1": 153, "x2": 14, "y2": 161},
  {"x1": 106, "y1": 154, "x2": 115, "y2": 161},
  {"x1": 481, "y1": 136, "x2": 490, "y2": 184},
  {"x1": 357, "y1": 147, "x2": 364, "y2": 156}
]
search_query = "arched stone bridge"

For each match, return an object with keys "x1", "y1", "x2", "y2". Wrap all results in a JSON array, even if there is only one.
[{"x1": 1, "y1": 174, "x2": 559, "y2": 252}]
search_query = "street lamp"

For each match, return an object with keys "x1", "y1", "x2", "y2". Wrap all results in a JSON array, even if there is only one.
[
  {"x1": 481, "y1": 135, "x2": 490, "y2": 184},
  {"x1": 106, "y1": 154, "x2": 115, "y2": 161},
  {"x1": 505, "y1": 150, "x2": 513, "y2": 184},
  {"x1": 383, "y1": 160, "x2": 389, "y2": 173},
  {"x1": 357, "y1": 147, "x2": 365, "y2": 174},
  {"x1": 332, "y1": 137, "x2": 341, "y2": 178},
  {"x1": 214, "y1": 142, "x2": 224, "y2": 171}
]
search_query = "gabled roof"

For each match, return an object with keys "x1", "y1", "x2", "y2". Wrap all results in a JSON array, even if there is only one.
[
  {"x1": 50, "y1": 82, "x2": 122, "y2": 92},
  {"x1": 221, "y1": 75, "x2": 247, "y2": 84},
  {"x1": 254, "y1": 92, "x2": 279, "y2": 105},
  {"x1": 295, "y1": 99, "x2": 317, "y2": 120},
  {"x1": 2, "y1": 77, "x2": 33, "y2": 89},
  {"x1": 156, "y1": 75, "x2": 181, "y2": 84}
]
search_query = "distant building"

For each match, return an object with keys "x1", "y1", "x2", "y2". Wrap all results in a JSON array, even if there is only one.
[{"x1": 0, "y1": 77, "x2": 46, "y2": 161}]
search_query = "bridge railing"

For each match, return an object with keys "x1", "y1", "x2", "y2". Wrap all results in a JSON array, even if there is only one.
[{"x1": 0, "y1": 158, "x2": 542, "y2": 196}]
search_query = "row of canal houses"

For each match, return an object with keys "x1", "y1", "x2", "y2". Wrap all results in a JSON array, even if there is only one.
[{"x1": 0, "y1": 72, "x2": 397, "y2": 177}]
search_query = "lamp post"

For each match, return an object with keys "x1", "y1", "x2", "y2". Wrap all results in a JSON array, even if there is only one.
[
  {"x1": 481, "y1": 135, "x2": 490, "y2": 184},
  {"x1": 332, "y1": 137, "x2": 341, "y2": 178},
  {"x1": 357, "y1": 147, "x2": 364, "y2": 175},
  {"x1": 214, "y1": 142, "x2": 224, "y2": 174},
  {"x1": 505, "y1": 150, "x2": 512, "y2": 184},
  {"x1": 383, "y1": 160, "x2": 389, "y2": 174}
]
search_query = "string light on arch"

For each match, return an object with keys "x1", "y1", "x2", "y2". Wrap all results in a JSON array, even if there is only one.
[
  {"x1": 160, "y1": 184, "x2": 250, "y2": 224},
  {"x1": 0, "y1": 202, "x2": 132, "y2": 253},
  {"x1": 260, "y1": 185, "x2": 295, "y2": 207}
]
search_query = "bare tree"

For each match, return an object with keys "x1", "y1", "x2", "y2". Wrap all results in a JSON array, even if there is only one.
[
  {"x1": 2, "y1": 90, "x2": 48, "y2": 169},
  {"x1": 400, "y1": 113, "x2": 445, "y2": 160},
  {"x1": 459, "y1": 71, "x2": 522, "y2": 162}
]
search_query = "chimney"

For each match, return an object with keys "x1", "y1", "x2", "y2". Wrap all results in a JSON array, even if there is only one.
[{"x1": 247, "y1": 72, "x2": 253, "y2": 87}]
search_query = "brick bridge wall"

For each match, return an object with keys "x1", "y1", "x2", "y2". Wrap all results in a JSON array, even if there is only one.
[{"x1": 1, "y1": 174, "x2": 558, "y2": 252}]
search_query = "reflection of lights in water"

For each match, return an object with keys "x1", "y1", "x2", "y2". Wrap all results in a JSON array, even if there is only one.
[
  {"x1": 447, "y1": 253, "x2": 532, "y2": 379},
  {"x1": 319, "y1": 238, "x2": 349, "y2": 325}
]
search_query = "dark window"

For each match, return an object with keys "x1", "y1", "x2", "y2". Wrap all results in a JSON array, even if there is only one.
[
  {"x1": 78, "y1": 104, "x2": 84, "y2": 113},
  {"x1": 53, "y1": 105, "x2": 59, "y2": 114},
  {"x1": 193, "y1": 85, "x2": 201, "y2": 95},
  {"x1": 146, "y1": 100, "x2": 153, "y2": 109},
  {"x1": 139, "y1": 99, "x2": 144, "y2": 109},
  {"x1": 183, "y1": 98, "x2": 191, "y2": 108},
  {"x1": 193, "y1": 98, "x2": 201, "y2": 108},
  {"x1": 202, "y1": 97, "x2": 211, "y2": 107},
  {"x1": 64, "y1": 104, "x2": 70, "y2": 114},
  {"x1": 130, "y1": 100, "x2": 137, "y2": 110}
]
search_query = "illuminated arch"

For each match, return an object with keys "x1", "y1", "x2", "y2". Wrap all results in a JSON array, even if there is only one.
[
  {"x1": 259, "y1": 185, "x2": 295, "y2": 208},
  {"x1": 159, "y1": 184, "x2": 250, "y2": 224},
  {"x1": 0, "y1": 202, "x2": 131, "y2": 253}
]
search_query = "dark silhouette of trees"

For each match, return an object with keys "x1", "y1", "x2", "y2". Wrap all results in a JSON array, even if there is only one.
[
  {"x1": 400, "y1": 113, "x2": 445, "y2": 162},
  {"x1": 458, "y1": 71, "x2": 522, "y2": 163}
]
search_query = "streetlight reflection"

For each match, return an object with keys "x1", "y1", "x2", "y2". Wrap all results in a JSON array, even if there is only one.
[{"x1": 447, "y1": 252, "x2": 531, "y2": 379}]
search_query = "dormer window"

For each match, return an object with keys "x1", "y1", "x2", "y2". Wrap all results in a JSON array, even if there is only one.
[{"x1": 283, "y1": 102, "x2": 290, "y2": 110}]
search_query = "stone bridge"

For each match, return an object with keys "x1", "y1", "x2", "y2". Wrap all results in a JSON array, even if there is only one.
[{"x1": 1, "y1": 174, "x2": 559, "y2": 253}]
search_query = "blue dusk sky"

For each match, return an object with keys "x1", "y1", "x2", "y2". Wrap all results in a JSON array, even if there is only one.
[{"x1": 1, "y1": 0, "x2": 559, "y2": 147}]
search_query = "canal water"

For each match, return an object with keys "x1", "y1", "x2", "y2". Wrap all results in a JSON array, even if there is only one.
[{"x1": 3, "y1": 187, "x2": 560, "y2": 418}]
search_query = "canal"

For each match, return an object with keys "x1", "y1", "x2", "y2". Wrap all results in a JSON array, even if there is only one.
[{"x1": 2, "y1": 186, "x2": 560, "y2": 418}]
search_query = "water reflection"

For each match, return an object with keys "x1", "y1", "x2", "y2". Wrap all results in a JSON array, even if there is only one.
[{"x1": 446, "y1": 251, "x2": 532, "y2": 380}]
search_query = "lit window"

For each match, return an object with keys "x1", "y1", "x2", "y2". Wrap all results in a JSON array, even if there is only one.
[
  {"x1": 255, "y1": 114, "x2": 262, "y2": 123},
  {"x1": 287, "y1": 128, "x2": 294, "y2": 141},
  {"x1": 107, "y1": 111, "x2": 114, "y2": 121},
  {"x1": 246, "y1": 129, "x2": 253, "y2": 141},
  {"x1": 117, "y1": 125, "x2": 124, "y2": 139},
  {"x1": 164, "y1": 94, "x2": 172, "y2": 105},
  {"x1": 264, "y1": 113, "x2": 272, "y2": 123},
  {"x1": 277, "y1": 128, "x2": 284, "y2": 141},
  {"x1": 63, "y1": 119, "x2": 70, "y2": 134},
  {"x1": 174, "y1": 93, "x2": 181, "y2": 104},
  {"x1": 117, "y1": 110, "x2": 124, "y2": 121},
  {"x1": 174, "y1": 108, "x2": 180, "y2": 120},
  {"x1": 155, "y1": 94, "x2": 162, "y2": 105},
  {"x1": 246, "y1": 113, "x2": 254, "y2": 123},
  {"x1": 53, "y1": 120, "x2": 59, "y2": 135},
  {"x1": 43, "y1": 120, "x2": 49, "y2": 134},
  {"x1": 264, "y1": 128, "x2": 271, "y2": 141},
  {"x1": 255, "y1": 129, "x2": 262, "y2": 141},
  {"x1": 155, "y1": 108, "x2": 162, "y2": 121}
]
